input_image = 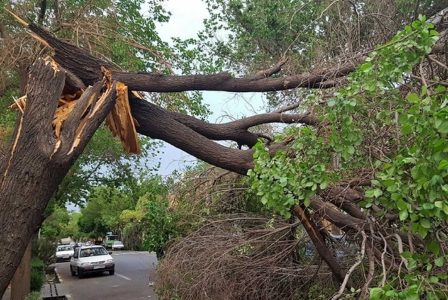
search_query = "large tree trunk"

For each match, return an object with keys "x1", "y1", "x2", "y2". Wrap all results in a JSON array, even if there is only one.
[
  {"x1": 10, "y1": 241, "x2": 31, "y2": 300},
  {"x1": 0, "y1": 58, "x2": 116, "y2": 296}
]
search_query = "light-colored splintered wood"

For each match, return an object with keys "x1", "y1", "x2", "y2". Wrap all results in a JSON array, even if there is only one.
[
  {"x1": 5, "y1": 9, "x2": 52, "y2": 49},
  {"x1": 4, "y1": 8, "x2": 29, "y2": 27},
  {"x1": 68, "y1": 122, "x2": 87, "y2": 155},
  {"x1": 9, "y1": 96, "x2": 27, "y2": 113},
  {"x1": 105, "y1": 82, "x2": 140, "y2": 154},
  {"x1": 3, "y1": 114, "x2": 24, "y2": 177},
  {"x1": 53, "y1": 100, "x2": 77, "y2": 138},
  {"x1": 44, "y1": 56, "x2": 60, "y2": 72}
]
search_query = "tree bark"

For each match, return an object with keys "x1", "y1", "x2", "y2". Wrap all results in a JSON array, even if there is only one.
[
  {"x1": 10, "y1": 241, "x2": 31, "y2": 300},
  {"x1": 27, "y1": 23, "x2": 357, "y2": 91},
  {"x1": 0, "y1": 58, "x2": 116, "y2": 296},
  {"x1": 130, "y1": 96, "x2": 255, "y2": 174},
  {"x1": 293, "y1": 205, "x2": 350, "y2": 286}
]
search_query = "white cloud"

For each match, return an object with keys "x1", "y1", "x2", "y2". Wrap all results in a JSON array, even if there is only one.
[{"x1": 156, "y1": 0, "x2": 209, "y2": 42}]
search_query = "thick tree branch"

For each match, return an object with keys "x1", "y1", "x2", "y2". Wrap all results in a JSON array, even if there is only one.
[
  {"x1": 293, "y1": 205, "x2": 350, "y2": 286},
  {"x1": 0, "y1": 59, "x2": 65, "y2": 295},
  {"x1": 26, "y1": 23, "x2": 359, "y2": 92},
  {"x1": 113, "y1": 62, "x2": 358, "y2": 92},
  {"x1": 169, "y1": 109, "x2": 317, "y2": 147},
  {"x1": 310, "y1": 196, "x2": 365, "y2": 230},
  {"x1": 38, "y1": 0, "x2": 47, "y2": 25},
  {"x1": 228, "y1": 111, "x2": 318, "y2": 129},
  {"x1": 130, "y1": 96, "x2": 254, "y2": 174}
]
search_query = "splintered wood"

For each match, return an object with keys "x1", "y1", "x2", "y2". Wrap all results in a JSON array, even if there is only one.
[
  {"x1": 53, "y1": 93, "x2": 80, "y2": 138},
  {"x1": 10, "y1": 83, "x2": 141, "y2": 155},
  {"x1": 5, "y1": 11, "x2": 141, "y2": 154},
  {"x1": 106, "y1": 82, "x2": 140, "y2": 154}
]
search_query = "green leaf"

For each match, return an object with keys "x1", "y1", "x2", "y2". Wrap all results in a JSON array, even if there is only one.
[
  {"x1": 320, "y1": 181, "x2": 328, "y2": 190},
  {"x1": 434, "y1": 201, "x2": 443, "y2": 208},
  {"x1": 369, "y1": 288, "x2": 384, "y2": 300},
  {"x1": 435, "y1": 257, "x2": 445, "y2": 267},
  {"x1": 399, "y1": 210, "x2": 408, "y2": 221},
  {"x1": 407, "y1": 93, "x2": 420, "y2": 103},
  {"x1": 435, "y1": 119, "x2": 448, "y2": 134},
  {"x1": 304, "y1": 197, "x2": 311, "y2": 207},
  {"x1": 427, "y1": 240, "x2": 440, "y2": 255},
  {"x1": 327, "y1": 99, "x2": 336, "y2": 107},
  {"x1": 420, "y1": 219, "x2": 431, "y2": 229},
  {"x1": 439, "y1": 160, "x2": 448, "y2": 170},
  {"x1": 430, "y1": 276, "x2": 439, "y2": 283},
  {"x1": 372, "y1": 189, "x2": 383, "y2": 198}
]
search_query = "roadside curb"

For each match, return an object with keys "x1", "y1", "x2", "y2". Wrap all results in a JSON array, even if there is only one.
[
  {"x1": 41, "y1": 265, "x2": 67, "y2": 300},
  {"x1": 54, "y1": 267, "x2": 62, "y2": 283}
]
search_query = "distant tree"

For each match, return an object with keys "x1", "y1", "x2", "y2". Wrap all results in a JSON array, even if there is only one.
[{"x1": 40, "y1": 206, "x2": 70, "y2": 241}]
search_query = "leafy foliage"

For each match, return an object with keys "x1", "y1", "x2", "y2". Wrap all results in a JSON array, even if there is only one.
[
  {"x1": 30, "y1": 258, "x2": 44, "y2": 292},
  {"x1": 142, "y1": 194, "x2": 178, "y2": 258},
  {"x1": 40, "y1": 206, "x2": 71, "y2": 241},
  {"x1": 250, "y1": 16, "x2": 448, "y2": 298}
]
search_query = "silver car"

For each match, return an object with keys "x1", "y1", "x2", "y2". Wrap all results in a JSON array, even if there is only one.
[
  {"x1": 56, "y1": 245, "x2": 74, "y2": 262},
  {"x1": 111, "y1": 241, "x2": 124, "y2": 250},
  {"x1": 70, "y1": 245, "x2": 114, "y2": 278}
]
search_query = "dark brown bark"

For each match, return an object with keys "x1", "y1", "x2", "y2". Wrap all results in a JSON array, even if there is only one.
[
  {"x1": 309, "y1": 196, "x2": 365, "y2": 230},
  {"x1": 0, "y1": 58, "x2": 116, "y2": 296},
  {"x1": 27, "y1": 23, "x2": 357, "y2": 92},
  {"x1": 130, "y1": 96, "x2": 254, "y2": 174},
  {"x1": 156, "y1": 103, "x2": 317, "y2": 147},
  {"x1": 112, "y1": 62, "x2": 357, "y2": 92},
  {"x1": 0, "y1": 59, "x2": 65, "y2": 296},
  {"x1": 38, "y1": 0, "x2": 47, "y2": 25},
  {"x1": 293, "y1": 205, "x2": 350, "y2": 287}
]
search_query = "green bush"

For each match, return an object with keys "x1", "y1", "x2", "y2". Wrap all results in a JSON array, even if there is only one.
[
  {"x1": 25, "y1": 291, "x2": 42, "y2": 300},
  {"x1": 32, "y1": 237, "x2": 57, "y2": 266},
  {"x1": 30, "y1": 257, "x2": 44, "y2": 292}
]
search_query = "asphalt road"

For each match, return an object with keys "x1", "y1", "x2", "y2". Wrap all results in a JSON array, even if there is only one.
[{"x1": 56, "y1": 251, "x2": 158, "y2": 300}]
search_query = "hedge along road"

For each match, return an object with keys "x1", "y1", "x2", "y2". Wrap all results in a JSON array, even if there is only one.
[{"x1": 56, "y1": 251, "x2": 158, "y2": 300}]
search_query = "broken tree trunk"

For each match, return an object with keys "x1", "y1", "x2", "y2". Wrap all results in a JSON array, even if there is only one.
[{"x1": 0, "y1": 58, "x2": 116, "y2": 296}]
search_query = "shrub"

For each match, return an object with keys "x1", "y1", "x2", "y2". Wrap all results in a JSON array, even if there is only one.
[
  {"x1": 30, "y1": 257, "x2": 45, "y2": 292},
  {"x1": 25, "y1": 291, "x2": 42, "y2": 300}
]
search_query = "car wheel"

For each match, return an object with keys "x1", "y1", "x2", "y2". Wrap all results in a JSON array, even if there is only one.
[
  {"x1": 70, "y1": 266, "x2": 76, "y2": 276},
  {"x1": 109, "y1": 268, "x2": 114, "y2": 275},
  {"x1": 77, "y1": 267, "x2": 84, "y2": 278}
]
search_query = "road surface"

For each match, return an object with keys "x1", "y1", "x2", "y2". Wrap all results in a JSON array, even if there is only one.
[{"x1": 56, "y1": 251, "x2": 158, "y2": 300}]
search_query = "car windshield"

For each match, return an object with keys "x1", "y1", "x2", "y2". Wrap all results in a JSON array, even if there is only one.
[
  {"x1": 80, "y1": 247, "x2": 108, "y2": 257},
  {"x1": 113, "y1": 241, "x2": 123, "y2": 245},
  {"x1": 57, "y1": 246, "x2": 73, "y2": 252}
]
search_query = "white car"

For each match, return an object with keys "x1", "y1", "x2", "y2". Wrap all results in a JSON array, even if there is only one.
[
  {"x1": 70, "y1": 245, "x2": 114, "y2": 278},
  {"x1": 111, "y1": 241, "x2": 124, "y2": 250},
  {"x1": 56, "y1": 245, "x2": 74, "y2": 262}
]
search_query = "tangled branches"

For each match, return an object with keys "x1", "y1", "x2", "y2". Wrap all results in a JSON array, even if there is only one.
[{"x1": 156, "y1": 214, "x2": 357, "y2": 300}]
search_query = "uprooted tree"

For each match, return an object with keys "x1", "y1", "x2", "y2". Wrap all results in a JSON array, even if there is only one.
[{"x1": 1, "y1": 2, "x2": 448, "y2": 299}]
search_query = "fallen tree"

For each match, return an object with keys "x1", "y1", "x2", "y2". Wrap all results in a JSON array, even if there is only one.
[{"x1": 1, "y1": 6, "x2": 448, "y2": 299}]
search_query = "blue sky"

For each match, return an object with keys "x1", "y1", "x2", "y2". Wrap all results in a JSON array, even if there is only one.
[{"x1": 154, "y1": 0, "x2": 266, "y2": 176}]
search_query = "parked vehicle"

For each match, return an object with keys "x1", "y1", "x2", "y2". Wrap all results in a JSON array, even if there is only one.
[
  {"x1": 70, "y1": 245, "x2": 114, "y2": 278},
  {"x1": 56, "y1": 245, "x2": 74, "y2": 262},
  {"x1": 111, "y1": 241, "x2": 124, "y2": 250},
  {"x1": 104, "y1": 233, "x2": 118, "y2": 249}
]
